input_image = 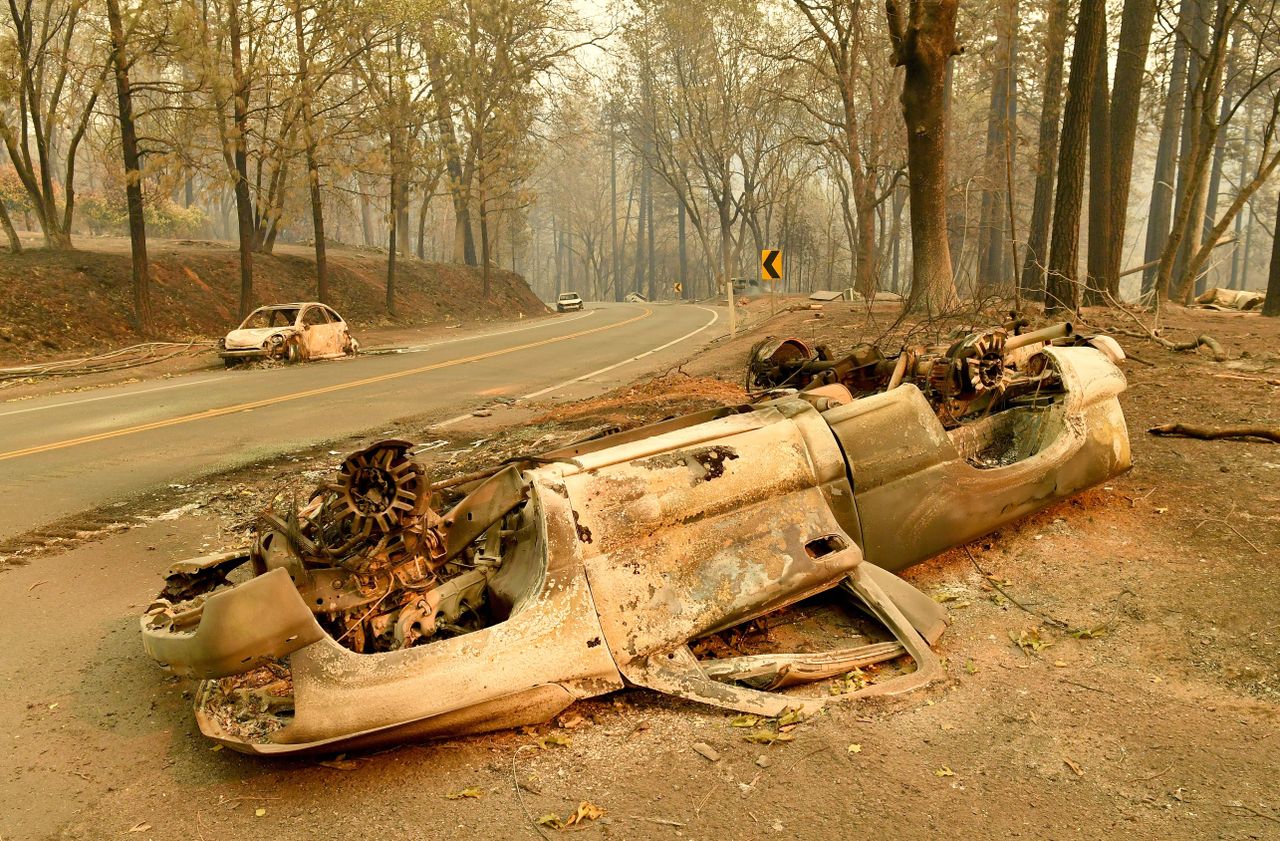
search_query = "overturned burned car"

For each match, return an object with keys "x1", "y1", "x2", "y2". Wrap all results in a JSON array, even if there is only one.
[{"x1": 141, "y1": 322, "x2": 1131, "y2": 755}]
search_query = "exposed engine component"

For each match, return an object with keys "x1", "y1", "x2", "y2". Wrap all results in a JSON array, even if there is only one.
[
  {"x1": 333, "y1": 440, "x2": 429, "y2": 536},
  {"x1": 748, "y1": 321, "x2": 1086, "y2": 426},
  {"x1": 224, "y1": 440, "x2": 523, "y2": 654}
]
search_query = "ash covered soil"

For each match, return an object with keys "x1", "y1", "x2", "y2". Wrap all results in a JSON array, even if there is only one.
[{"x1": 1, "y1": 302, "x2": 1278, "y2": 841}]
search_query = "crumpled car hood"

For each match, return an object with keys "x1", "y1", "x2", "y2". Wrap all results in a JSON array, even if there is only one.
[{"x1": 225, "y1": 327, "x2": 294, "y2": 349}]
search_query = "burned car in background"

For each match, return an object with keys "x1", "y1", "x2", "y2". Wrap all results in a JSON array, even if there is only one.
[
  {"x1": 141, "y1": 322, "x2": 1131, "y2": 755},
  {"x1": 220, "y1": 302, "x2": 359, "y2": 366}
]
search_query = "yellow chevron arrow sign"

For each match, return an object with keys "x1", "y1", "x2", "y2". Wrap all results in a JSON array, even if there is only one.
[{"x1": 761, "y1": 249, "x2": 782, "y2": 281}]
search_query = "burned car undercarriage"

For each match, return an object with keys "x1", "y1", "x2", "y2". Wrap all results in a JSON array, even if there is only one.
[{"x1": 141, "y1": 322, "x2": 1132, "y2": 755}]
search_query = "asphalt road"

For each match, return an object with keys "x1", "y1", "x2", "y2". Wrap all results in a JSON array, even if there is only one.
[{"x1": 0, "y1": 303, "x2": 720, "y2": 542}]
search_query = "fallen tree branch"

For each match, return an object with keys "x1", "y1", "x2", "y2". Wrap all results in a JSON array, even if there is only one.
[
  {"x1": 1163, "y1": 334, "x2": 1227, "y2": 361},
  {"x1": 1101, "y1": 291, "x2": 1227, "y2": 361},
  {"x1": 1149, "y1": 423, "x2": 1280, "y2": 444},
  {"x1": 1212, "y1": 372, "x2": 1280, "y2": 386}
]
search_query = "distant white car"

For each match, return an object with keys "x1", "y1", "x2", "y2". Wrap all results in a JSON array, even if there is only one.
[
  {"x1": 623, "y1": 291, "x2": 648, "y2": 303},
  {"x1": 219, "y1": 302, "x2": 358, "y2": 366},
  {"x1": 556, "y1": 292, "x2": 584, "y2": 312}
]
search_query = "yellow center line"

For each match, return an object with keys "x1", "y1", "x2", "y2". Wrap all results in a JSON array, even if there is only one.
[{"x1": 0, "y1": 308, "x2": 653, "y2": 463}]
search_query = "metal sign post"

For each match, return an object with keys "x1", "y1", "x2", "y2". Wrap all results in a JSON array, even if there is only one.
[{"x1": 727, "y1": 272, "x2": 736, "y2": 338}]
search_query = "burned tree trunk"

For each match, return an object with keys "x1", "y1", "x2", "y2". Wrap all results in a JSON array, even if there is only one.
[
  {"x1": 426, "y1": 51, "x2": 477, "y2": 266},
  {"x1": 1264, "y1": 194, "x2": 1280, "y2": 317},
  {"x1": 646, "y1": 164, "x2": 656, "y2": 301},
  {"x1": 0, "y1": 202, "x2": 19, "y2": 254},
  {"x1": 1197, "y1": 62, "x2": 1235, "y2": 297},
  {"x1": 633, "y1": 163, "x2": 648, "y2": 296},
  {"x1": 1104, "y1": 0, "x2": 1157, "y2": 298},
  {"x1": 1155, "y1": 0, "x2": 1235, "y2": 303},
  {"x1": 106, "y1": 0, "x2": 153, "y2": 336},
  {"x1": 1084, "y1": 14, "x2": 1110, "y2": 306},
  {"x1": 679, "y1": 199, "x2": 689, "y2": 300},
  {"x1": 1142, "y1": 0, "x2": 1193, "y2": 296},
  {"x1": 1169, "y1": 0, "x2": 1210, "y2": 292},
  {"x1": 977, "y1": 0, "x2": 1017, "y2": 293},
  {"x1": 1046, "y1": 0, "x2": 1106, "y2": 314},
  {"x1": 885, "y1": 0, "x2": 962, "y2": 313},
  {"x1": 227, "y1": 0, "x2": 255, "y2": 320},
  {"x1": 292, "y1": 0, "x2": 328, "y2": 303},
  {"x1": 387, "y1": 169, "x2": 398, "y2": 317},
  {"x1": 1018, "y1": 0, "x2": 1068, "y2": 301}
]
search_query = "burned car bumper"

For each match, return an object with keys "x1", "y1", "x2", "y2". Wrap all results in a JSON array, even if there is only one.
[
  {"x1": 218, "y1": 347, "x2": 274, "y2": 360},
  {"x1": 141, "y1": 557, "x2": 326, "y2": 679},
  {"x1": 141, "y1": 327, "x2": 1131, "y2": 755}
]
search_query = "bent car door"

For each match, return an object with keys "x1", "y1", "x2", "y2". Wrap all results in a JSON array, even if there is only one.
[{"x1": 300, "y1": 306, "x2": 342, "y2": 358}]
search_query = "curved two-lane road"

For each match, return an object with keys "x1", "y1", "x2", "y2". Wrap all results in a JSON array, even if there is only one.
[{"x1": 0, "y1": 303, "x2": 720, "y2": 541}]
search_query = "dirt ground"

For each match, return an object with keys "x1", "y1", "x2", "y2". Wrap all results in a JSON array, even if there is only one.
[
  {"x1": 1, "y1": 301, "x2": 1278, "y2": 840},
  {"x1": 0, "y1": 235, "x2": 546, "y2": 363}
]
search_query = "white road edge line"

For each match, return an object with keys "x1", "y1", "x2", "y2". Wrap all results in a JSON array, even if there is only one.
[
  {"x1": 0, "y1": 309, "x2": 600, "y2": 419},
  {"x1": 0, "y1": 375, "x2": 226, "y2": 419},
  {"x1": 431, "y1": 304, "x2": 721, "y2": 430}
]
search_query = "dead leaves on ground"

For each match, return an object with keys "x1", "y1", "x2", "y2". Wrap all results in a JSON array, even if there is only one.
[
  {"x1": 444, "y1": 787, "x2": 484, "y2": 800},
  {"x1": 732, "y1": 707, "x2": 807, "y2": 745},
  {"x1": 536, "y1": 732, "x2": 572, "y2": 750},
  {"x1": 538, "y1": 801, "x2": 605, "y2": 830},
  {"x1": 1010, "y1": 627, "x2": 1054, "y2": 655},
  {"x1": 1010, "y1": 623, "x2": 1111, "y2": 657}
]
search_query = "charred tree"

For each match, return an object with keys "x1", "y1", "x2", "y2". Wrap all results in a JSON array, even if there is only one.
[
  {"x1": 1018, "y1": 0, "x2": 1069, "y2": 301},
  {"x1": 977, "y1": 0, "x2": 1018, "y2": 292},
  {"x1": 106, "y1": 0, "x2": 153, "y2": 336},
  {"x1": 1142, "y1": 0, "x2": 1194, "y2": 295},
  {"x1": 1230, "y1": 122, "x2": 1251, "y2": 290},
  {"x1": 678, "y1": 199, "x2": 689, "y2": 300},
  {"x1": 387, "y1": 170, "x2": 398, "y2": 316},
  {"x1": 1155, "y1": 0, "x2": 1236, "y2": 303},
  {"x1": 1104, "y1": 0, "x2": 1157, "y2": 298},
  {"x1": 1084, "y1": 15, "x2": 1110, "y2": 305},
  {"x1": 1197, "y1": 58, "x2": 1235, "y2": 296},
  {"x1": 1169, "y1": 0, "x2": 1210, "y2": 291},
  {"x1": 610, "y1": 126, "x2": 621, "y2": 301},
  {"x1": 646, "y1": 165, "x2": 656, "y2": 301},
  {"x1": 227, "y1": 0, "x2": 255, "y2": 320},
  {"x1": 292, "y1": 0, "x2": 328, "y2": 303},
  {"x1": 426, "y1": 50, "x2": 477, "y2": 266},
  {"x1": 1264, "y1": 198, "x2": 1280, "y2": 317},
  {"x1": 885, "y1": 0, "x2": 963, "y2": 313},
  {"x1": 1046, "y1": 0, "x2": 1106, "y2": 314},
  {"x1": 0, "y1": 202, "x2": 19, "y2": 253},
  {"x1": 633, "y1": 161, "x2": 648, "y2": 296}
]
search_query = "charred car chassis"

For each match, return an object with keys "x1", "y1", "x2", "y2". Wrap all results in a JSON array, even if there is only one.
[{"x1": 141, "y1": 324, "x2": 1131, "y2": 755}]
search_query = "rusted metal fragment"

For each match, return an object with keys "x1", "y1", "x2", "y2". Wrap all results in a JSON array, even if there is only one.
[
  {"x1": 438, "y1": 465, "x2": 526, "y2": 562},
  {"x1": 701, "y1": 641, "x2": 906, "y2": 690},
  {"x1": 142, "y1": 568, "x2": 326, "y2": 679}
]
